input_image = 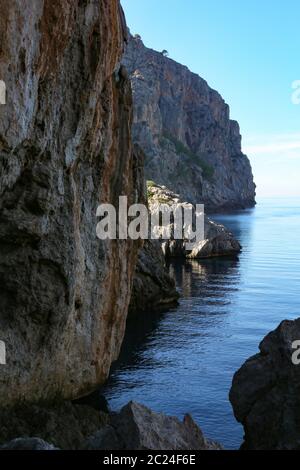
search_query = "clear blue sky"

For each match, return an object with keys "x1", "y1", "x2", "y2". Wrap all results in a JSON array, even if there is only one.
[{"x1": 121, "y1": 0, "x2": 300, "y2": 197}]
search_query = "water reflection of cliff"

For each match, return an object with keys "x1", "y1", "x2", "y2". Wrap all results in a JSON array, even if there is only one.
[
  {"x1": 103, "y1": 255, "x2": 241, "y2": 394},
  {"x1": 168, "y1": 257, "x2": 241, "y2": 298},
  {"x1": 104, "y1": 211, "x2": 252, "y2": 387}
]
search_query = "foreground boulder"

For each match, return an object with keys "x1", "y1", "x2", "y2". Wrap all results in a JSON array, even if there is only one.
[
  {"x1": 0, "y1": 0, "x2": 142, "y2": 406},
  {"x1": 85, "y1": 401, "x2": 222, "y2": 450},
  {"x1": 148, "y1": 183, "x2": 241, "y2": 258},
  {"x1": 0, "y1": 438, "x2": 58, "y2": 450},
  {"x1": 230, "y1": 318, "x2": 300, "y2": 449},
  {"x1": 0, "y1": 400, "x2": 221, "y2": 450}
]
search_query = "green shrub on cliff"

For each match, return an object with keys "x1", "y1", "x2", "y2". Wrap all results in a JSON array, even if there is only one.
[
  {"x1": 146, "y1": 180, "x2": 157, "y2": 200},
  {"x1": 162, "y1": 131, "x2": 214, "y2": 181},
  {"x1": 147, "y1": 180, "x2": 156, "y2": 188}
]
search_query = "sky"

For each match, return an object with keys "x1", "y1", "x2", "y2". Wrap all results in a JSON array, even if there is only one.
[{"x1": 121, "y1": 0, "x2": 300, "y2": 197}]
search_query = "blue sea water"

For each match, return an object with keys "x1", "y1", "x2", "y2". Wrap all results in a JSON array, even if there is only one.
[{"x1": 103, "y1": 198, "x2": 300, "y2": 449}]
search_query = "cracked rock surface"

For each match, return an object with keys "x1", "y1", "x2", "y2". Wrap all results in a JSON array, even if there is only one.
[{"x1": 0, "y1": 0, "x2": 141, "y2": 406}]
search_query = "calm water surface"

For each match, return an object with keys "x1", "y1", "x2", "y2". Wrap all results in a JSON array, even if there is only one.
[{"x1": 103, "y1": 198, "x2": 300, "y2": 448}]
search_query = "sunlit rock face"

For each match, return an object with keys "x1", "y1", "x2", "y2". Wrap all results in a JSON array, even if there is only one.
[
  {"x1": 0, "y1": 0, "x2": 142, "y2": 406},
  {"x1": 123, "y1": 34, "x2": 256, "y2": 212},
  {"x1": 147, "y1": 183, "x2": 241, "y2": 259}
]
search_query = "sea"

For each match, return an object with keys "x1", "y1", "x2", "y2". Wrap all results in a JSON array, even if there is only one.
[{"x1": 102, "y1": 198, "x2": 300, "y2": 449}]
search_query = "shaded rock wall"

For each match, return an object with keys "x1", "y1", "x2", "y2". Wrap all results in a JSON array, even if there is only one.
[
  {"x1": 123, "y1": 35, "x2": 256, "y2": 211},
  {"x1": 0, "y1": 0, "x2": 141, "y2": 405},
  {"x1": 129, "y1": 239, "x2": 179, "y2": 315}
]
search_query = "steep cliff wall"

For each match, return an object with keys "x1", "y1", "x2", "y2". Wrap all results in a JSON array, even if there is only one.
[
  {"x1": 123, "y1": 35, "x2": 256, "y2": 211},
  {"x1": 0, "y1": 0, "x2": 141, "y2": 406}
]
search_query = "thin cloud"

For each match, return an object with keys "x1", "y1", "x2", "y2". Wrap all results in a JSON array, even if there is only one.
[{"x1": 243, "y1": 133, "x2": 300, "y2": 157}]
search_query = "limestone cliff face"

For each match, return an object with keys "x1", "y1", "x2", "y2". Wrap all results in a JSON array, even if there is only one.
[
  {"x1": 123, "y1": 35, "x2": 256, "y2": 211},
  {"x1": 147, "y1": 183, "x2": 241, "y2": 259},
  {"x1": 0, "y1": 0, "x2": 140, "y2": 406}
]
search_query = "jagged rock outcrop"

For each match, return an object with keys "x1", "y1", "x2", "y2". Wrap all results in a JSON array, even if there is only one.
[
  {"x1": 0, "y1": 0, "x2": 142, "y2": 406},
  {"x1": 123, "y1": 34, "x2": 256, "y2": 211},
  {"x1": 0, "y1": 400, "x2": 222, "y2": 450},
  {"x1": 148, "y1": 183, "x2": 241, "y2": 258},
  {"x1": 230, "y1": 318, "x2": 300, "y2": 449},
  {"x1": 0, "y1": 438, "x2": 58, "y2": 450},
  {"x1": 129, "y1": 178, "x2": 240, "y2": 315},
  {"x1": 85, "y1": 401, "x2": 222, "y2": 450}
]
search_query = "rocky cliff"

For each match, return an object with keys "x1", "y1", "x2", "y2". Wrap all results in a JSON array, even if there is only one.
[
  {"x1": 129, "y1": 239, "x2": 179, "y2": 315},
  {"x1": 230, "y1": 318, "x2": 300, "y2": 449},
  {"x1": 147, "y1": 183, "x2": 241, "y2": 258},
  {"x1": 128, "y1": 146, "x2": 179, "y2": 315},
  {"x1": 0, "y1": 0, "x2": 142, "y2": 406},
  {"x1": 123, "y1": 34, "x2": 256, "y2": 211}
]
